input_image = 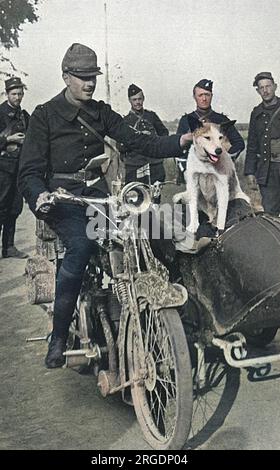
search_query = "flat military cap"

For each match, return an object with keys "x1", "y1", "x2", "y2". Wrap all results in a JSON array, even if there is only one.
[
  {"x1": 253, "y1": 72, "x2": 274, "y2": 87},
  {"x1": 193, "y1": 79, "x2": 213, "y2": 93},
  {"x1": 62, "y1": 43, "x2": 102, "y2": 77},
  {"x1": 128, "y1": 83, "x2": 143, "y2": 98},
  {"x1": 5, "y1": 76, "x2": 25, "y2": 91}
]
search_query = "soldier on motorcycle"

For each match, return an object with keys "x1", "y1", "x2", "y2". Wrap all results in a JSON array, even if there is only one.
[{"x1": 18, "y1": 43, "x2": 193, "y2": 369}]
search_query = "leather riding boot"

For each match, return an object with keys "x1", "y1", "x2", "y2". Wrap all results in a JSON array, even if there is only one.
[
  {"x1": 2, "y1": 217, "x2": 16, "y2": 248},
  {"x1": 2, "y1": 246, "x2": 28, "y2": 258},
  {"x1": 46, "y1": 267, "x2": 83, "y2": 369},
  {"x1": 2, "y1": 217, "x2": 28, "y2": 258},
  {"x1": 52, "y1": 267, "x2": 83, "y2": 339},
  {"x1": 45, "y1": 334, "x2": 67, "y2": 369}
]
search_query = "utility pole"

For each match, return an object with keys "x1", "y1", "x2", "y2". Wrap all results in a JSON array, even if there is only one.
[{"x1": 104, "y1": 1, "x2": 111, "y2": 104}]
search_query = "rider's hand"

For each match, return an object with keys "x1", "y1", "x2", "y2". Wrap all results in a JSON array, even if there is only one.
[
  {"x1": 246, "y1": 175, "x2": 258, "y2": 191},
  {"x1": 6, "y1": 132, "x2": 25, "y2": 145},
  {"x1": 35, "y1": 191, "x2": 55, "y2": 217},
  {"x1": 179, "y1": 132, "x2": 193, "y2": 149}
]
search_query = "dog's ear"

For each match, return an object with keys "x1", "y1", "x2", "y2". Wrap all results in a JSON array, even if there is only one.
[
  {"x1": 188, "y1": 115, "x2": 204, "y2": 133},
  {"x1": 220, "y1": 120, "x2": 236, "y2": 135}
]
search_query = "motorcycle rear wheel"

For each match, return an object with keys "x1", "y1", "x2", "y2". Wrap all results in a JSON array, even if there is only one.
[{"x1": 127, "y1": 306, "x2": 193, "y2": 450}]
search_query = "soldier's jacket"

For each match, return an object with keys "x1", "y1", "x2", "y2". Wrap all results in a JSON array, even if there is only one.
[
  {"x1": 122, "y1": 109, "x2": 169, "y2": 167},
  {"x1": 0, "y1": 101, "x2": 29, "y2": 151},
  {"x1": 18, "y1": 90, "x2": 182, "y2": 214},
  {"x1": 0, "y1": 100, "x2": 29, "y2": 175},
  {"x1": 244, "y1": 97, "x2": 280, "y2": 185}
]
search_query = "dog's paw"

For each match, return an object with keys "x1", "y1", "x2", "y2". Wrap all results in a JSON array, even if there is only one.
[
  {"x1": 173, "y1": 192, "x2": 190, "y2": 204},
  {"x1": 196, "y1": 222, "x2": 218, "y2": 239},
  {"x1": 235, "y1": 192, "x2": 251, "y2": 204},
  {"x1": 173, "y1": 192, "x2": 183, "y2": 204},
  {"x1": 186, "y1": 224, "x2": 198, "y2": 234}
]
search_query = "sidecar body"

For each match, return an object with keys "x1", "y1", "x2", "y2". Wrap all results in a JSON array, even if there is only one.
[{"x1": 179, "y1": 213, "x2": 280, "y2": 337}]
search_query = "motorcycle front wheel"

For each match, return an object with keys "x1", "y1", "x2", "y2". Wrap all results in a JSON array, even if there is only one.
[{"x1": 127, "y1": 306, "x2": 193, "y2": 450}]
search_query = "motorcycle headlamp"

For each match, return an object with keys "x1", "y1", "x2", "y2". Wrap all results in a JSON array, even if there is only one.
[{"x1": 120, "y1": 182, "x2": 151, "y2": 214}]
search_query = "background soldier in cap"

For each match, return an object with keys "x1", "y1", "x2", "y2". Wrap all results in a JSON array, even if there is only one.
[
  {"x1": 122, "y1": 84, "x2": 168, "y2": 193},
  {"x1": 0, "y1": 77, "x2": 29, "y2": 258},
  {"x1": 18, "y1": 43, "x2": 192, "y2": 369},
  {"x1": 176, "y1": 79, "x2": 245, "y2": 181},
  {"x1": 244, "y1": 72, "x2": 280, "y2": 215}
]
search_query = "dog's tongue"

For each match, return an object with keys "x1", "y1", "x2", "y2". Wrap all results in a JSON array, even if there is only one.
[{"x1": 209, "y1": 154, "x2": 219, "y2": 163}]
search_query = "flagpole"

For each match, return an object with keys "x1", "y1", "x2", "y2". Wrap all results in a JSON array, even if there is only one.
[{"x1": 104, "y1": 1, "x2": 111, "y2": 104}]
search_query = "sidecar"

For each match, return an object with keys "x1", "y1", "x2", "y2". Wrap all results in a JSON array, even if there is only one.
[{"x1": 178, "y1": 211, "x2": 280, "y2": 367}]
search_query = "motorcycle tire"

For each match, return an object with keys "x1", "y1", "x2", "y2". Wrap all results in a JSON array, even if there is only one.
[{"x1": 127, "y1": 306, "x2": 193, "y2": 450}]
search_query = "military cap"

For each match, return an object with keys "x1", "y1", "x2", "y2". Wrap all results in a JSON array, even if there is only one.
[
  {"x1": 253, "y1": 72, "x2": 274, "y2": 87},
  {"x1": 5, "y1": 76, "x2": 25, "y2": 91},
  {"x1": 193, "y1": 79, "x2": 213, "y2": 93},
  {"x1": 128, "y1": 84, "x2": 143, "y2": 98},
  {"x1": 62, "y1": 43, "x2": 102, "y2": 77}
]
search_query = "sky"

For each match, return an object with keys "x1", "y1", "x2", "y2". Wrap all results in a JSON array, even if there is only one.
[{"x1": 2, "y1": 0, "x2": 280, "y2": 123}]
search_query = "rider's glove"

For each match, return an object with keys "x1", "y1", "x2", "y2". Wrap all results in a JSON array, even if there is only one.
[{"x1": 35, "y1": 191, "x2": 55, "y2": 219}]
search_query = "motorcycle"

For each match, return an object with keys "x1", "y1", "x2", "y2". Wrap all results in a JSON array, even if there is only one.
[
  {"x1": 34, "y1": 182, "x2": 280, "y2": 450},
  {"x1": 42, "y1": 182, "x2": 193, "y2": 450}
]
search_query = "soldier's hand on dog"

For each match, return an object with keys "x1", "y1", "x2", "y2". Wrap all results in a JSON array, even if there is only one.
[
  {"x1": 7, "y1": 132, "x2": 25, "y2": 145},
  {"x1": 180, "y1": 132, "x2": 193, "y2": 148}
]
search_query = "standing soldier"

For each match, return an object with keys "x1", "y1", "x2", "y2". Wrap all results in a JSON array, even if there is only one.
[
  {"x1": 245, "y1": 72, "x2": 280, "y2": 215},
  {"x1": 122, "y1": 84, "x2": 169, "y2": 186},
  {"x1": 0, "y1": 77, "x2": 29, "y2": 258},
  {"x1": 176, "y1": 79, "x2": 245, "y2": 182}
]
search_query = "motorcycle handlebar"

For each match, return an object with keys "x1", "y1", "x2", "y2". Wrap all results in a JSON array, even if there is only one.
[
  {"x1": 47, "y1": 188, "x2": 113, "y2": 207},
  {"x1": 43, "y1": 179, "x2": 172, "y2": 216}
]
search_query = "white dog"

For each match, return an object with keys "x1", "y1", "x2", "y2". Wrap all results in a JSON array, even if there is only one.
[{"x1": 173, "y1": 118, "x2": 250, "y2": 234}]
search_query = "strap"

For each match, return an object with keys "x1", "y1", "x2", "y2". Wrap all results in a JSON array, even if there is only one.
[
  {"x1": 77, "y1": 115, "x2": 116, "y2": 154},
  {"x1": 77, "y1": 114, "x2": 123, "y2": 182},
  {"x1": 267, "y1": 103, "x2": 280, "y2": 130}
]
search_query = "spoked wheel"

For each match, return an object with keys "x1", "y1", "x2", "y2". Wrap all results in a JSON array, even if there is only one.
[
  {"x1": 187, "y1": 345, "x2": 240, "y2": 448},
  {"x1": 127, "y1": 306, "x2": 193, "y2": 450}
]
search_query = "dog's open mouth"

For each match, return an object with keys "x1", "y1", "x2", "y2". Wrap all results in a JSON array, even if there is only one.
[{"x1": 205, "y1": 150, "x2": 220, "y2": 164}]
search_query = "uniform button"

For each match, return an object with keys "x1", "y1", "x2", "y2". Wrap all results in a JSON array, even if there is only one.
[
  {"x1": 84, "y1": 145, "x2": 87, "y2": 149},
  {"x1": 265, "y1": 128, "x2": 268, "y2": 131},
  {"x1": 264, "y1": 151, "x2": 267, "y2": 154},
  {"x1": 85, "y1": 132, "x2": 88, "y2": 136},
  {"x1": 64, "y1": 160, "x2": 67, "y2": 163},
  {"x1": 264, "y1": 158, "x2": 267, "y2": 161},
  {"x1": 81, "y1": 125, "x2": 84, "y2": 129},
  {"x1": 264, "y1": 135, "x2": 267, "y2": 138},
  {"x1": 265, "y1": 121, "x2": 268, "y2": 124},
  {"x1": 264, "y1": 143, "x2": 267, "y2": 145}
]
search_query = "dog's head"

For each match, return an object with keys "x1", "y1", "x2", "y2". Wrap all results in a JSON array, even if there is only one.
[{"x1": 188, "y1": 116, "x2": 236, "y2": 164}]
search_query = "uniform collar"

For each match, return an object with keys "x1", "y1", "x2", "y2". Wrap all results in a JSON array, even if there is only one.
[
  {"x1": 51, "y1": 90, "x2": 100, "y2": 121},
  {"x1": 1, "y1": 100, "x2": 21, "y2": 118},
  {"x1": 194, "y1": 107, "x2": 213, "y2": 120},
  {"x1": 254, "y1": 96, "x2": 280, "y2": 117},
  {"x1": 130, "y1": 108, "x2": 145, "y2": 117}
]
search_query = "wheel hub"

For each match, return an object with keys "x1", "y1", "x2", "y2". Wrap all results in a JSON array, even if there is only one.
[{"x1": 144, "y1": 353, "x2": 157, "y2": 391}]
